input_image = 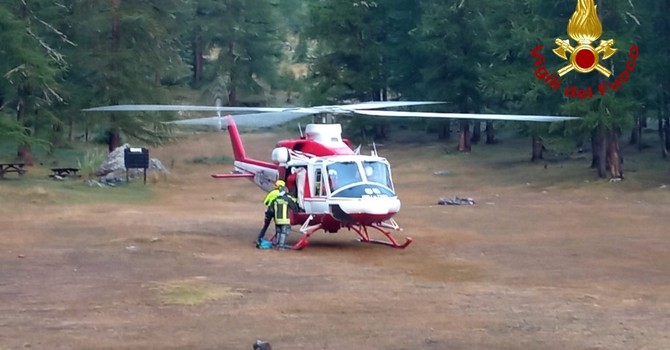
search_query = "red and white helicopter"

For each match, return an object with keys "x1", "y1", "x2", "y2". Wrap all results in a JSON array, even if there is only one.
[{"x1": 84, "y1": 101, "x2": 576, "y2": 250}]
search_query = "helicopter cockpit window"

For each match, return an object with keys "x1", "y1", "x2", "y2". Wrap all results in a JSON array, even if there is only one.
[
  {"x1": 362, "y1": 161, "x2": 392, "y2": 189},
  {"x1": 326, "y1": 162, "x2": 360, "y2": 192}
]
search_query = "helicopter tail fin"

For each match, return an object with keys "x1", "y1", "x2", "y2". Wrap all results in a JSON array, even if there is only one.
[{"x1": 225, "y1": 115, "x2": 247, "y2": 161}]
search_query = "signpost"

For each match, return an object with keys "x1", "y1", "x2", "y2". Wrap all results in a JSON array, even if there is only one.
[{"x1": 124, "y1": 147, "x2": 149, "y2": 184}]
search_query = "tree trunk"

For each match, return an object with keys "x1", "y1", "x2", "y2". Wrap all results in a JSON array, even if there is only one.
[
  {"x1": 531, "y1": 136, "x2": 543, "y2": 162},
  {"x1": 659, "y1": 86, "x2": 665, "y2": 141},
  {"x1": 227, "y1": 41, "x2": 237, "y2": 105},
  {"x1": 597, "y1": 131, "x2": 607, "y2": 178},
  {"x1": 470, "y1": 121, "x2": 481, "y2": 144},
  {"x1": 374, "y1": 123, "x2": 387, "y2": 140},
  {"x1": 68, "y1": 118, "x2": 75, "y2": 142},
  {"x1": 663, "y1": 117, "x2": 670, "y2": 158},
  {"x1": 591, "y1": 132, "x2": 600, "y2": 168},
  {"x1": 659, "y1": 118, "x2": 664, "y2": 141},
  {"x1": 108, "y1": 129, "x2": 121, "y2": 152},
  {"x1": 438, "y1": 121, "x2": 450, "y2": 140},
  {"x1": 607, "y1": 129, "x2": 623, "y2": 179},
  {"x1": 228, "y1": 86, "x2": 237, "y2": 106},
  {"x1": 485, "y1": 121, "x2": 495, "y2": 144},
  {"x1": 457, "y1": 121, "x2": 471, "y2": 152},
  {"x1": 629, "y1": 116, "x2": 640, "y2": 145},
  {"x1": 18, "y1": 143, "x2": 34, "y2": 166},
  {"x1": 15, "y1": 94, "x2": 33, "y2": 166},
  {"x1": 111, "y1": 0, "x2": 121, "y2": 50},
  {"x1": 193, "y1": 36, "x2": 203, "y2": 85}
]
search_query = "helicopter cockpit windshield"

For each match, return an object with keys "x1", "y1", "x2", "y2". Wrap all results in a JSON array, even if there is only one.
[
  {"x1": 362, "y1": 161, "x2": 392, "y2": 189},
  {"x1": 326, "y1": 161, "x2": 361, "y2": 191},
  {"x1": 325, "y1": 159, "x2": 395, "y2": 197}
]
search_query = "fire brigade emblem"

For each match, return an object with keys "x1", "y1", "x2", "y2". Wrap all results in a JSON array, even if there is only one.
[{"x1": 553, "y1": 0, "x2": 617, "y2": 77}]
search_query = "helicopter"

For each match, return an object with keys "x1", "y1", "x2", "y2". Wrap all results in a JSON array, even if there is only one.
[{"x1": 84, "y1": 101, "x2": 577, "y2": 249}]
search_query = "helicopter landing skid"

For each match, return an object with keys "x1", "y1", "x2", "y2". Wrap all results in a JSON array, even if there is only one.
[
  {"x1": 293, "y1": 216, "x2": 412, "y2": 250},
  {"x1": 350, "y1": 219, "x2": 412, "y2": 249},
  {"x1": 293, "y1": 215, "x2": 322, "y2": 250}
]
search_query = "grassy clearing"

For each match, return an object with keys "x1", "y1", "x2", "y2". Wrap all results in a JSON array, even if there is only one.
[
  {"x1": 387, "y1": 128, "x2": 670, "y2": 193},
  {"x1": 0, "y1": 174, "x2": 153, "y2": 212},
  {"x1": 0, "y1": 140, "x2": 107, "y2": 168},
  {"x1": 2, "y1": 125, "x2": 668, "y2": 213},
  {"x1": 191, "y1": 155, "x2": 232, "y2": 165},
  {"x1": 149, "y1": 277, "x2": 244, "y2": 306}
]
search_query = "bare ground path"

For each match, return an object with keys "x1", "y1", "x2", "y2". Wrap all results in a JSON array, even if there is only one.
[{"x1": 1, "y1": 132, "x2": 669, "y2": 350}]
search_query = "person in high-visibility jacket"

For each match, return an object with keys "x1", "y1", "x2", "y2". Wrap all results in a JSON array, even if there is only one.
[
  {"x1": 256, "y1": 180, "x2": 285, "y2": 248},
  {"x1": 270, "y1": 188, "x2": 300, "y2": 249}
]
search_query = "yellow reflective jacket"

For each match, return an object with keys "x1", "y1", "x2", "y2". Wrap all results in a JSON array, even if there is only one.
[
  {"x1": 272, "y1": 193, "x2": 299, "y2": 225},
  {"x1": 263, "y1": 189, "x2": 280, "y2": 206}
]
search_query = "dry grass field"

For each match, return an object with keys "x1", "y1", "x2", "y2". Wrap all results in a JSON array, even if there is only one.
[{"x1": 1, "y1": 129, "x2": 669, "y2": 350}]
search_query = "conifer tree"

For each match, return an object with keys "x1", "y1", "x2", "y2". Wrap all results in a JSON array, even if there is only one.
[
  {"x1": 193, "y1": 0, "x2": 285, "y2": 106},
  {"x1": 65, "y1": 0, "x2": 189, "y2": 151},
  {"x1": 0, "y1": 1, "x2": 68, "y2": 164}
]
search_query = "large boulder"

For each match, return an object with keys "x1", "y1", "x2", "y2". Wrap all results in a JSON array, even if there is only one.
[{"x1": 97, "y1": 144, "x2": 169, "y2": 182}]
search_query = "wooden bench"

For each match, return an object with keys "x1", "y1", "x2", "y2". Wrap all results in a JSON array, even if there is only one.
[
  {"x1": 0, "y1": 163, "x2": 26, "y2": 178},
  {"x1": 49, "y1": 167, "x2": 80, "y2": 178}
]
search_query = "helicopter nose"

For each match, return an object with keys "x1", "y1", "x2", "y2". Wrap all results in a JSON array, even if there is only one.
[{"x1": 336, "y1": 197, "x2": 401, "y2": 215}]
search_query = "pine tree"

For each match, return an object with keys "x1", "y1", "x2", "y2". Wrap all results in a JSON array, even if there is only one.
[
  {"x1": 194, "y1": 0, "x2": 286, "y2": 106},
  {"x1": 0, "y1": 1, "x2": 68, "y2": 164},
  {"x1": 417, "y1": 0, "x2": 489, "y2": 151},
  {"x1": 64, "y1": 0, "x2": 189, "y2": 151},
  {"x1": 558, "y1": 0, "x2": 642, "y2": 179}
]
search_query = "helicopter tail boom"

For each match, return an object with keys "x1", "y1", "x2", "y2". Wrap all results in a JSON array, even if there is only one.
[
  {"x1": 225, "y1": 115, "x2": 247, "y2": 161},
  {"x1": 211, "y1": 115, "x2": 278, "y2": 190},
  {"x1": 223, "y1": 115, "x2": 277, "y2": 169}
]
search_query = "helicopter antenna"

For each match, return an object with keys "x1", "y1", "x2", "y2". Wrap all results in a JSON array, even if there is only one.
[
  {"x1": 319, "y1": 113, "x2": 336, "y2": 124},
  {"x1": 367, "y1": 142, "x2": 384, "y2": 156}
]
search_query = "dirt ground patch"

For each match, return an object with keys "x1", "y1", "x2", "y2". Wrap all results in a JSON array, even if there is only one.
[{"x1": 1, "y1": 132, "x2": 669, "y2": 350}]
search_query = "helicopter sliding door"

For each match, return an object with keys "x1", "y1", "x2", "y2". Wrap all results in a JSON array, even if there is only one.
[
  {"x1": 295, "y1": 167, "x2": 306, "y2": 208},
  {"x1": 303, "y1": 164, "x2": 329, "y2": 214}
]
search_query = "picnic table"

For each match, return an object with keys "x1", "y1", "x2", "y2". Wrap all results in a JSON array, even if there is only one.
[
  {"x1": 0, "y1": 163, "x2": 26, "y2": 178},
  {"x1": 49, "y1": 167, "x2": 80, "y2": 178}
]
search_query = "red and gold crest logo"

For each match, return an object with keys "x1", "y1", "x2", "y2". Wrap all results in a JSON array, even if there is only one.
[
  {"x1": 531, "y1": 0, "x2": 639, "y2": 99},
  {"x1": 552, "y1": 0, "x2": 617, "y2": 77}
]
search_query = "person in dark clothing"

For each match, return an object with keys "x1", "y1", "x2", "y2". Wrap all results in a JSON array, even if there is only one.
[
  {"x1": 256, "y1": 180, "x2": 285, "y2": 248},
  {"x1": 270, "y1": 188, "x2": 300, "y2": 250}
]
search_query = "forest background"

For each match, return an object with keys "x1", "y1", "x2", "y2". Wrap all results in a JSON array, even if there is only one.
[{"x1": 1, "y1": 0, "x2": 668, "y2": 180}]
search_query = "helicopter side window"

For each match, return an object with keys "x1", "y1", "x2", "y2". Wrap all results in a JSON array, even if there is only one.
[
  {"x1": 314, "y1": 168, "x2": 323, "y2": 196},
  {"x1": 287, "y1": 167, "x2": 298, "y2": 197}
]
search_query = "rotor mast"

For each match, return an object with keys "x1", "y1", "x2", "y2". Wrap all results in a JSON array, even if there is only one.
[{"x1": 316, "y1": 113, "x2": 336, "y2": 124}]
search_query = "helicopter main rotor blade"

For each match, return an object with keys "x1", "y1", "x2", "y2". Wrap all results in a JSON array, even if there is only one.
[
  {"x1": 166, "y1": 111, "x2": 312, "y2": 128},
  {"x1": 82, "y1": 102, "x2": 576, "y2": 123},
  {"x1": 82, "y1": 101, "x2": 448, "y2": 116},
  {"x1": 82, "y1": 105, "x2": 286, "y2": 113},
  {"x1": 354, "y1": 110, "x2": 578, "y2": 122},
  {"x1": 167, "y1": 116, "x2": 227, "y2": 127},
  {"x1": 337, "y1": 101, "x2": 445, "y2": 110}
]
